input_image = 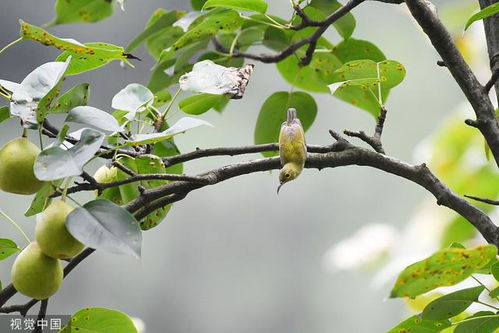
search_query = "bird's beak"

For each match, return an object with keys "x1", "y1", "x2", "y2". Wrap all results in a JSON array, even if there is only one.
[{"x1": 277, "y1": 182, "x2": 284, "y2": 195}]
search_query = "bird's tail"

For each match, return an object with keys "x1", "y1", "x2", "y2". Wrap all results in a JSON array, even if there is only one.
[{"x1": 287, "y1": 108, "x2": 297, "y2": 123}]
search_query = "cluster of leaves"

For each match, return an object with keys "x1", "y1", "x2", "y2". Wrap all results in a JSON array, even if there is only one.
[
  {"x1": 125, "y1": 0, "x2": 407, "y2": 155},
  {"x1": 389, "y1": 243, "x2": 499, "y2": 332}
]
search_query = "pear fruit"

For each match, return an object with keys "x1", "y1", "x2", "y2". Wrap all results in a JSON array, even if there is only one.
[
  {"x1": 11, "y1": 242, "x2": 63, "y2": 300},
  {"x1": 0, "y1": 137, "x2": 44, "y2": 195},
  {"x1": 35, "y1": 201, "x2": 84, "y2": 259}
]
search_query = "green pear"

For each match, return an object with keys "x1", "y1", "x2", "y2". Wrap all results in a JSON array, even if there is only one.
[
  {"x1": 11, "y1": 242, "x2": 63, "y2": 300},
  {"x1": 0, "y1": 137, "x2": 44, "y2": 195},
  {"x1": 35, "y1": 201, "x2": 85, "y2": 259}
]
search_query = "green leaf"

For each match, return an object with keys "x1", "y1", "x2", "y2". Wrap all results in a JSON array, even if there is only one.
[
  {"x1": 135, "y1": 156, "x2": 171, "y2": 230},
  {"x1": 454, "y1": 312, "x2": 499, "y2": 333},
  {"x1": 66, "y1": 199, "x2": 142, "y2": 258},
  {"x1": 192, "y1": 0, "x2": 208, "y2": 10},
  {"x1": 127, "y1": 117, "x2": 213, "y2": 145},
  {"x1": 277, "y1": 51, "x2": 342, "y2": 93},
  {"x1": 465, "y1": 2, "x2": 499, "y2": 30},
  {"x1": 390, "y1": 245, "x2": 497, "y2": 298},
  {"x1": 34, "y1": 128, "x2": 105, "y2": 181},
  {"x1": 0, "y1": 106, "x2": 9, "y2": 124},
  {"x1": 329, "y1": 59, "x2": 406, "y2": 117},
  {"x1": 388, "y1": 315, "x2": 451, "y2": 333},
  {"x1": 491, "y1": 262, "x2": 499, "y2": 281},
  {"x1": 126, "y1": 10, "x2": 183, "y2": 53},
  {"x1": 171, "y1": 10, "x2": 243, "y2": 52},
  {"x1": 263, "y1": 26, "x2": 292, "y2": 51},
  {"x1": 49, "y1": 0, "x2": 114, "y2": 26},
  {"x1": 152, "y1": 90, "x2": 172, "y2": 108},
  {"x1": 60, "y1": 307, "x2": 137, "y2": 333},
  {"x1": 20, "y1": 21, "x2": 133, "y2": 75},
  {"x1": 152, "y1": 138, "x2": 184, "y2": 175},
  {"x1": 179, "y1": 93, "x2": 226, "y2": 115},
  {"x1": 254, "y1": 91, "x2": 317, "y2": 157},
  {"x1": 147, "y1": 59, "x2": 177, "y2": 93},
  {"x1": 0, "y1": 239, "x2": 19, "y2": 260},
  {"x1": 24, "y1": 182, "x2": 56, "y2": 217},
  {"x1": 50, "y1": 83, "x2": 90, "y2": 114},
  {"x1": 332, "y1": 38, "x2": 385, "y2": 63},
  {"x1": 112, "y1": 83, "x2": 154, "y2": 116},
  {"x1": 66, "y1": 106, "x2": 123, "y2": 133},
  {"x1": 489, "y1": 286, "x2": 499, "y2": 298},
  {"x1": 440, "y1": 216, "x2": 477, "y2": 248},
  {"x1": 111, "y1": 152, "x2": 175, "y2": 230},
  {"x1": 202, "y1": 0, "x2": 268, "y2": 13},
  {"x1": 237, "y1": 26, "x2": 266, "y2": 48},
  {"x1": 37, "y1": 56, "x2": 72, "y2": 123},
  {"x1": 309, "y1": 0, "x2": 356, "y2": 39},
  {"x1": 422, "y1": 286, "x2": 485, "y2": 320},
  {"x1": 147, "y1": 26, "x2": 184, "y2": 60}
]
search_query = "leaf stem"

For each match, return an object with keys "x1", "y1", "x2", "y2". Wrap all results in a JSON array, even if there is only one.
[
  {"x1": 475, "y1": 300, "x2": 499, "y2": 311},
  {"x1": 240, "y1": 15, "x2": 286, "y2": 30},
  {"x1": 161, "y1": 88, "x2": 181, "y2": 120},
  {"x1": 376, "y1": 62, "x2": 383, "y2": 106},
  {"x1": 229, "y1": 32, "x2": 241, "y2": 56},
  {"x1": 38, "y1": 126, "x2": 44, "y2": 150},
  {"x1": 61, "y1": 177, "x2": 73, "y2": 202},
  {"x1": 471, "y1": 275, "x2": 491, "y2": 292},
  {"x1": 0, "y1": 90, "x2": 11, "y2": 101},
  {"x1": 0, "y1": 38, "x2": 22, "y2": 57},
  {"x1": 0, "y1": 209, "x2": 31, "y2": 245}
]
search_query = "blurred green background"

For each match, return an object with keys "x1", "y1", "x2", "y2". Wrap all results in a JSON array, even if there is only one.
[{"x1": 0, "y1": 0, "x2": 492, "y2": 332}]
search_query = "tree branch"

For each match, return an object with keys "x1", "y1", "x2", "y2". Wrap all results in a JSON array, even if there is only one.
[
  {"x1": 405, "y1": 0, "x2": 499, "y2": 167},
  {"x1": 2, "y1": 133, "x2": 498, "y2": 313},
  {"x1": 54, "y1": 172, "x2": 210, "y2": 197},
  {"x1": 344, "y1": 106, "x2": 387, "y2": 154},
  {"x1": 465, "y1": 195, "x2": 499, "y2": 206},
  {"x1": 126, "y1": 139, "x2": 499, "y2": 247},
  {"x1": 479, "y1": 0, "x2": 499, "y2": 104},
  {"x1": 214, "y1": 0, "x2": 364, "y2": 65},
  {"x1": 32, "y1": 299, "x2": 48, "y2": 333}
]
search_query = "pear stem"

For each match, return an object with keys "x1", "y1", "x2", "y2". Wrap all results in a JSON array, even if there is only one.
[
  {"x1": 0, "y1": 209, "x2": 31, "y2": 245},
  {"x1": 61, "y1": 177, "x2": 73, "y2": 202},
  {"x1": 0, "y1": 38, "x2": 22, "y2": 57}
]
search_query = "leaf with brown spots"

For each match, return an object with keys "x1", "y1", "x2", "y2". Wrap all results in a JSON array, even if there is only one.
[
  {"x1": 388, "y1": 315, "x2": 451, "y2": 333},
  {"x1": 0, "y1": 239, "x2": 20, "y2": 260},
  {"x1": 48, "y1": 0, "x2": 114, "y2": 26},
  {"x1": 59, "y1": 307, "x2": 137, "y2": 333},
  {"x1": 422, "y1": 286, "x2": 485, "y2": 320},
  {"x1": 390, "y1": 245, "x2": 497, "y2": 299},
  {"x1": 19, "y1": 21, "x2": 134, "y2": 75},
  {"x1": 170, "y1": 9, "x2": 243, "y2": 52}
]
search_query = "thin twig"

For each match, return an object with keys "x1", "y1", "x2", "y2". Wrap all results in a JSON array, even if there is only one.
[
  {"x1": 344, "y1": 107, "x2": 387, "y2": 154},
  {"x1": 465, "y1": 195, "x2": 499, "y2": 206}
]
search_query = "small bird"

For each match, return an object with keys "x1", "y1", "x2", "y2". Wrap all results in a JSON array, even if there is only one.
[{"x1": 277, "y1": 108, "x2": 307, "y2": 194}]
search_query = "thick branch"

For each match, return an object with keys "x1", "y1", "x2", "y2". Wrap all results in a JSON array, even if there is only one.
[
  {"x1": 405, "y1": 0, "x2": 499, "y2": 167},
  {"x1": 128, "y1": 143, "x2": 499, "y2": 246},
  {"x1": 479, "y1": 0, "x2": 499, "y2": 103}
]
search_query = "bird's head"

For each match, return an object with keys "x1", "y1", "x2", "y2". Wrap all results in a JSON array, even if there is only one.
[{"x1": 277, "y1": 163, "x2": 301, "y2": 194}]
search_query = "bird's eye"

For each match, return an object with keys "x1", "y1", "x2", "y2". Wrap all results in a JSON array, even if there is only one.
[{"x1": 285, "y1": 173, "x2": 290, "y2": 178}]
